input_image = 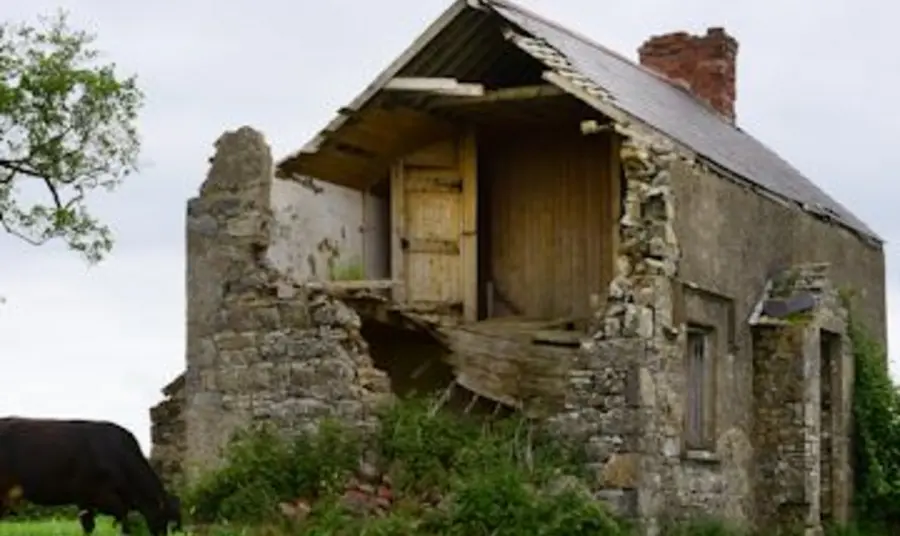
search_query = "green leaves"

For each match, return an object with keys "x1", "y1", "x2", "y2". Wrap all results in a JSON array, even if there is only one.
[
  {"x1": 848, "y1": 308, "x2": 900, "y2": 532},
  {"x1": 0, "y1": 9, "x2": 143, "y2": 262}
]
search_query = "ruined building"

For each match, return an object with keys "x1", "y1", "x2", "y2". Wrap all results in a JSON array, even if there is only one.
[{"x1": 149, "y1": 1, "x2": 886, "y2": 534}]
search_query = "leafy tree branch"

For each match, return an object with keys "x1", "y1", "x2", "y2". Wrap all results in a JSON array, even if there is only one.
[{"x1": 0, "y1": 9, "x2": 144, "y2": 262}]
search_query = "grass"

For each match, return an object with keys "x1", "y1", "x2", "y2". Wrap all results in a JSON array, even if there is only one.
[
  {"x1": 0, "y1": 518, "x2": 194, "y2": 536},
  {"x1": 0, "y1": 518, "x2": 115, "y2": 535}
]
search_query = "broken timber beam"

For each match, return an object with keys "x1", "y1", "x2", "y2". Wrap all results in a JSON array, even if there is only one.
[
  {"x1": 427, "y1": 84, "x2": 565, "y2": 108},
  {"x1": 384, "y1": 76, "x2": 485, "y2": 97}
]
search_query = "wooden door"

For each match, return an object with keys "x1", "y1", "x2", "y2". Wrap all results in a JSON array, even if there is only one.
[{"x1": 391, "y1": 132, "x2": 477, "y2": 320}]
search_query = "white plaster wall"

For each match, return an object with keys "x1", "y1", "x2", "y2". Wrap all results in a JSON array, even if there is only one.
[
  {"x1": 364, "y1": 191, "x2": 390, "y2": 280},
  {"x1": 266, "y1": 176, "x2": 389, "y2": 283}
]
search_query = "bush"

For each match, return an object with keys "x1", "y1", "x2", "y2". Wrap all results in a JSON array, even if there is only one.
[
  {"x1": 184, "y1": 395, "x2": 620, "y2": 534},
  {"x1": 187, "y1": 418, "x2": 362, "y2": 524}
]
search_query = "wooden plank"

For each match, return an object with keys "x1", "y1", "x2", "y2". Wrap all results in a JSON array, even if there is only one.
[
  {"x1": 280, "y1": 104, "x2": 461, "y2": 191},
  {"x1": 404, "y1": 138, "x2": 459, "y2": 168},
  {"x1": 405, "y1": 237, "x2": 460, "y2": 255},
  {"x1": 428, "y1": 84, "x2": 565, "y2": 108},
  {"x1": 390, "y1": 161, "x2": 407, "y2": 303},
  {"x1": 480, "y1": 125, "x2": 615, "y2": 320},
  {"x1": 400, "y1": 136, "x2": 465, "y2": 308},
  {"x1": 304, "y1": 279, "x2": 398, "y2": 291},
  {"x1": 283, "y1": 150, "x2": 380, "y2": 191},
  {"x1": 385, "y1": 76, "x2": 484, "y2": 97},
  {"x1": 392, "y1": 301, "x2": 463, "y2": 312},
  {"x1": 531, "y1": 330, "x2": 583, "y2": 347},
  {"x1": 404, "y1": 170, "x2": 462, "y2": 193},
  {"x1": 404, "y1": 183, "x2": 463, "y2": 303},
  {"x1": 460, "y1": 126, "x2": 478, "y2": 323}
]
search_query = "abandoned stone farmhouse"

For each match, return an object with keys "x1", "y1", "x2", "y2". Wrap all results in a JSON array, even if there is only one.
[{"x1": 149, "y1": 0, "x2": 886, "y2": 534}]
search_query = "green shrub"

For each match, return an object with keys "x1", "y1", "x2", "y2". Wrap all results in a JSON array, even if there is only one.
[
  {"x1": 186, "y1": 418, "x2": 362, "y2": 524},
  {"x1": 423, "y1": 466, "x2": 624, "y2": 536},
  {"x1": 184, "y1": 395, "x2": 620, "y2": 534},
  {"x1": 373, "y1": 397, "x2": 483, "y2": 492}
]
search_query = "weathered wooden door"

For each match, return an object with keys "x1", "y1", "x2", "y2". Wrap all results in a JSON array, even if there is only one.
[{"x1": 390, "y1": 132, "x2": 477, "y2": 320}]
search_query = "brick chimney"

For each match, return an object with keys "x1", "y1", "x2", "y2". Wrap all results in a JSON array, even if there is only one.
[{"x1": 638, "y1": 27, "x2": 738, "y2": 123}]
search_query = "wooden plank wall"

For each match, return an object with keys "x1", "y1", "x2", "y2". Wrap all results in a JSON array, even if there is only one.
[{"x1": 479, "y1": 126, "x2": 618, "y2": 320}]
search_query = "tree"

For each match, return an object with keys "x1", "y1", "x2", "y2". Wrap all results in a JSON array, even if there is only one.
[{"x1": 0, "y1": 10, "x2": 144, "y2": 263}]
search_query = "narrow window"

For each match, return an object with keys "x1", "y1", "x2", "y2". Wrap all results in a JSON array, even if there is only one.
[{"x1": 685, "y1": 326, "x2": 712, "y2": 450}]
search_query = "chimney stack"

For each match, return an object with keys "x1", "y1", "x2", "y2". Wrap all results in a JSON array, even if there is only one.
[{"x1": 638, "y1": 27, "x2": 738, "y2": 123}]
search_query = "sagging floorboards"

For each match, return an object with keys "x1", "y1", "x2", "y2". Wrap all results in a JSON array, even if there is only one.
[
  {"x1": 435, "y1": 317, "x2": 584, "y2": 418},
  {"x1": 339, "y1": 288, "x2": 584, "y2": 418}
]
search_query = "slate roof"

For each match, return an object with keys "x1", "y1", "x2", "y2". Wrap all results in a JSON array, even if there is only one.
[{"x1": 487, "y1": 0, "x2": 878, "y2": 241}]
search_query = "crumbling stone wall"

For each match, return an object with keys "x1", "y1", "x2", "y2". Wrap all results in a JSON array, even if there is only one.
[
  {"x1": 549, "y1": 124, "x2": 856, "y2": 536},
  {"x1": 149, "y1": 373, "x2": 186, "y2": 487},
  {"x1": 749, "y1": 264, "x2": 852, "y2": 533},
  {"x1": 547, "y1": 129, "x2": 682, "y2": 528},
  {"x1": 751, "y1": 324, "x2": 808, "y2": 528},
  {"x1": 171, "y1": 126, "x2": 391, "y2": 480}
]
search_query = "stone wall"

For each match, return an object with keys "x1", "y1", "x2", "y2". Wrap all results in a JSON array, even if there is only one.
[
  {"x1": 546, "y1": 128, "x2": 682, "y2": 531},
  {"x1": 751, "y1": 324, "x2": 808, "y2": 529},
  {"x1": 149, "y1": 373, "x2": 186, "y2": 487},
  {"x1": 748, "y1": 263, "x2": 852, "y2": 533},
  {"x1": 665, "y1": 129, "x2": 883, "y2": 533},
  {"x1": 177, "y1": 126, "x2": 391, "y2": 479}
]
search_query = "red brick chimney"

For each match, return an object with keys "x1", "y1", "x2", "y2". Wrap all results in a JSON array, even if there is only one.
[{"x1": 638, "y1": 27, "x2": 738, "y2": 123}]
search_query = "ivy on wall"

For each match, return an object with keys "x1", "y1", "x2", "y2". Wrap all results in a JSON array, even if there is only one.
[{"x1": 846, "y1": 293, "x2": 900, "y2": 532}]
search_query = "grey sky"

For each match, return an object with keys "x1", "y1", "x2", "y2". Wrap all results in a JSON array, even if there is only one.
[{"x1": 0, "y1": 0, "x2": 896, "y2": 453}]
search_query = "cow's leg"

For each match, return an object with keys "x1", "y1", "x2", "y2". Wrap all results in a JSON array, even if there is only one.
[
  {"x1": 77, "y1": 508, "x2": 96, "y2": 534},
  {"x1": 90, "y1": 492, "x2": 131, "y2": 535}
]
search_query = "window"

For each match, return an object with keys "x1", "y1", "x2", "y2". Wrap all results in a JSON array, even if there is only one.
[{"x1": 685, "y1": 326, "x2": 714, "y2": 450}]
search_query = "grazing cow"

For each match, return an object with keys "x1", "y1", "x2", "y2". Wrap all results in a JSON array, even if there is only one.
[
  {"x1": 77, "y1": 492, "x2": 182, "y2": 534},
  {"x1": 0, "y1": 417, "x2": 181, "y2": 535}
]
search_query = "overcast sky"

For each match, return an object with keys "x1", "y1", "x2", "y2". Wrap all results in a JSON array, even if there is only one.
[{"x1": 0, "y1": 0, "x2": 896, "y2": 454}]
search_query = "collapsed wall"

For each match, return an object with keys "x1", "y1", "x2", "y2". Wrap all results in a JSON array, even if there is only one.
[
  {"x1": 151, "y1": 126, "x2": 391, "y2": 481},
  {"x1": 149, "y1": 373, "x2": 186, "y2": 486}
]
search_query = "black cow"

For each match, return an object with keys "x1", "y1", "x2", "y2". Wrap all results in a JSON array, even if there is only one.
[
  {"x1": 0, "y1": 417, "x2": 181, "y2": 535},
  {"x1": 78, "y1": 492, "x2": 182, "y2": 534}
]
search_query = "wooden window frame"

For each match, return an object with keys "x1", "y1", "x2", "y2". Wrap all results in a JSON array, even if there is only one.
[{"x1": 684, "y1": 324, "x2": 716, "y2": 453}]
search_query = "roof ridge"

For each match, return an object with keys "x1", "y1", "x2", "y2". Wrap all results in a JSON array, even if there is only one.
[{"x1": 484, "y1": 0, "x2": 743, "y2": 131}]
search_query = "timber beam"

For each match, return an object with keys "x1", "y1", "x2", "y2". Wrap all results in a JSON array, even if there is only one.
[
  {"x1": 384, "y1": 76, "x2": 485, "y2": 97},
  {"x1": 428, "y1": 84, "x2": 566, "y2": 108}
]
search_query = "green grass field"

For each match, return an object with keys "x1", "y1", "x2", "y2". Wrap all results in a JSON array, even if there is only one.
[
  {"x1": 0, "y1": 519, "x2": 196, "y2": 535},
  {"x1": 0, "y1": 518, "x2": 116, "y2": 535}
]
